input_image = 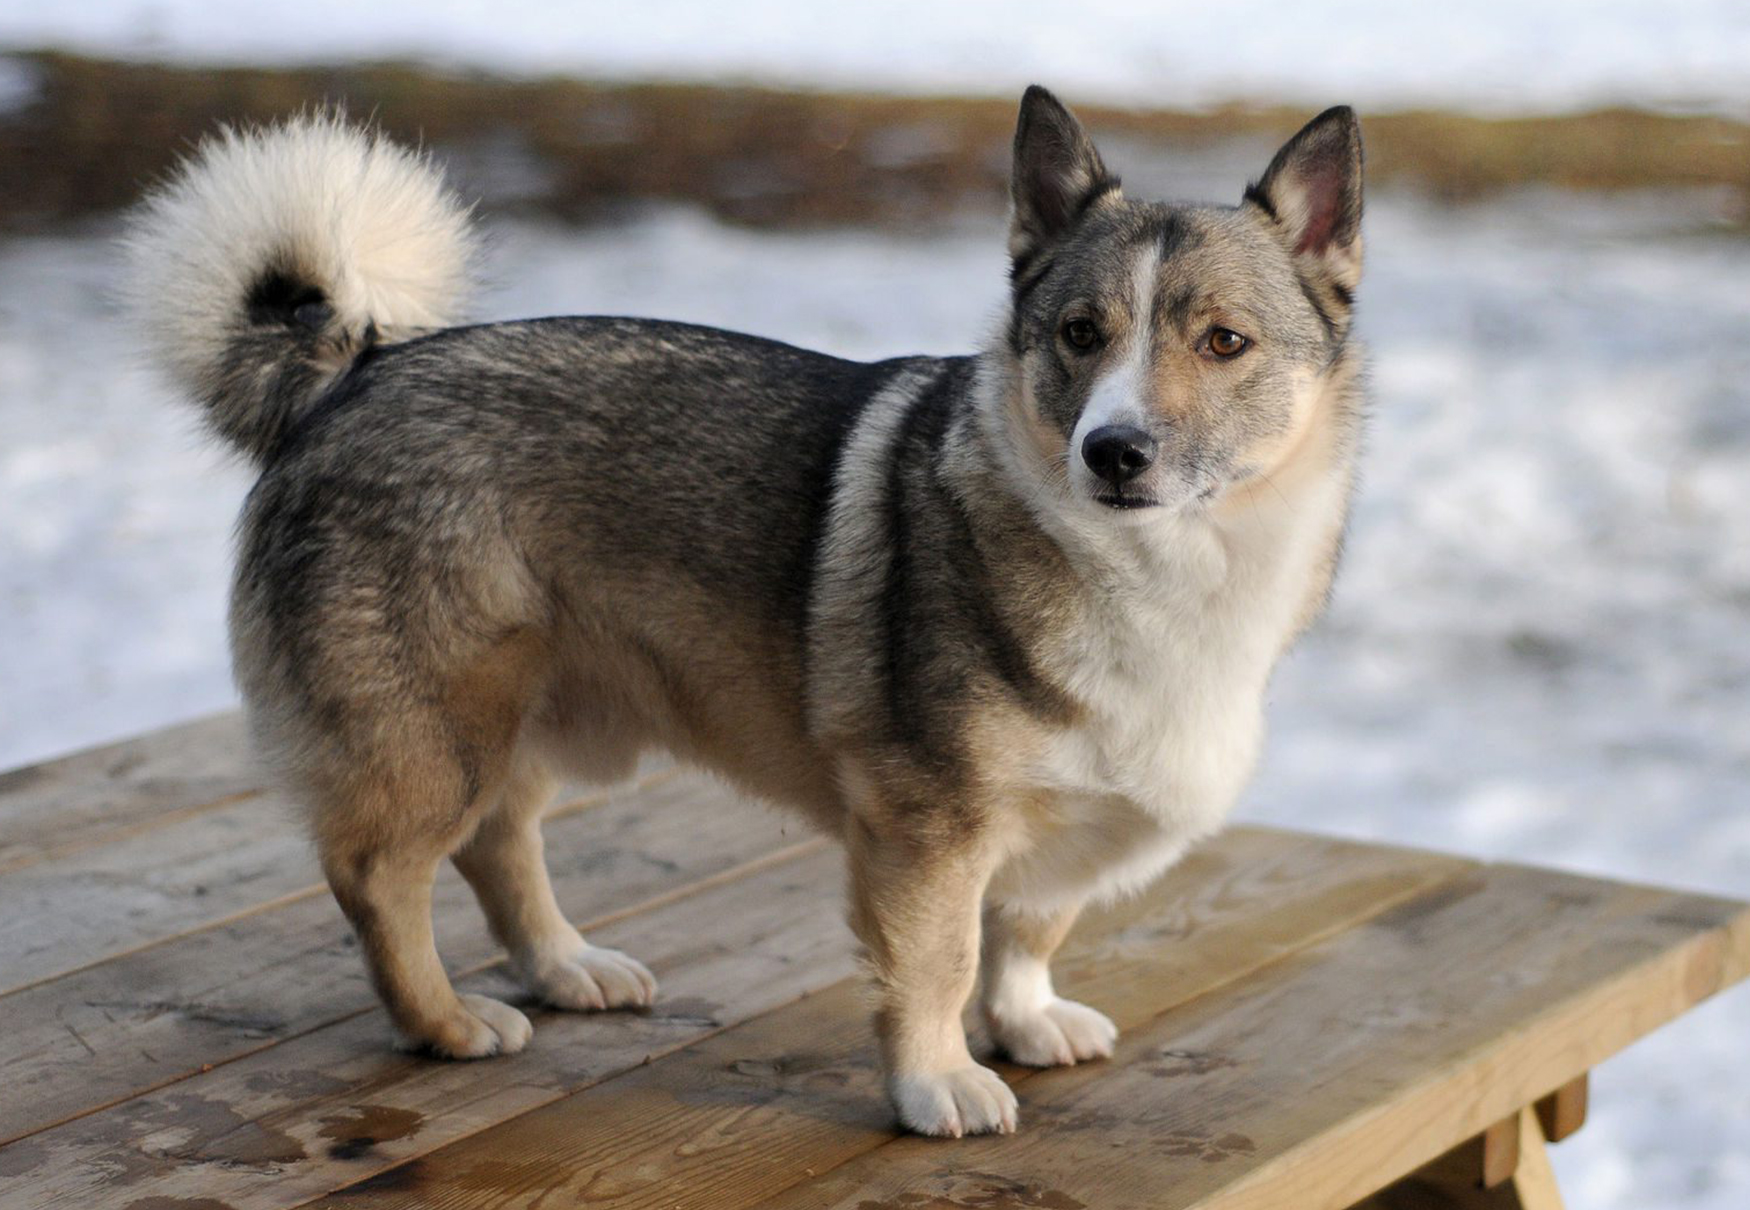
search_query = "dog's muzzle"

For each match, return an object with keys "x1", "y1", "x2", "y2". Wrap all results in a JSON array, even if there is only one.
[{"x1": 1082, "y1": 424, "x2": 1159, "y2": 508}]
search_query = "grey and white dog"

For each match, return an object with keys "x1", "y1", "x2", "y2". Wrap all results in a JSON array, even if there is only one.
[{"x1": 127, "y1": 86, "x2": 1365, "y2": 1137}]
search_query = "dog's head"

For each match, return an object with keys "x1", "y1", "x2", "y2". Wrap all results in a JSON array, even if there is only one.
[{"x1": 995, "y1": 87, "x2": 1363, "y2": 519}]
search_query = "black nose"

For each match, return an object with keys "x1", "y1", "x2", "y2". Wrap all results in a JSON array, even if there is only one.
[{"x1": 1081, "y1": 424, "x2": 1157, "y2": 485}]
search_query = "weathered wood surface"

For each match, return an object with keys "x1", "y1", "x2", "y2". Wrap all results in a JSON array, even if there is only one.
[
  {"x1": 3, "y1": 842, "x2": 853, "y2": 1210},
  {"x1": 0, "y1": 771, "x2": 779, "y2": 1143},
  {"x1": 0, "y1": 714, "x2": 1745, "y2": 1210},
  {"x1": 0, "y1": 714, "x2": 255, "y2": 876},
  {"x1": 0, "y1": 717, "x2": 669, "y2": 998},
  {"x1": 305, "y1": 832, "x2": 1464, "y2": 1210},
  {"x1": 0, "y1": 783, "x2": 321, "y2": 996},
  {"x1": 730, "y1": 865, "x2": 1747, "y2": 1210}
]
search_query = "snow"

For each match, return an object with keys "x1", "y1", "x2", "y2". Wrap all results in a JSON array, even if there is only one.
[
  {"x1": 1, "y1": 170, "x2": 1747, "y2": 1202},
  {"x1": 4, "y1": 0, "x2": 1750, "y2": 116}
]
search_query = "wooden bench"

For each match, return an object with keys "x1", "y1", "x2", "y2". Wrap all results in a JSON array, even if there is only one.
[{"x1": 1, "y1": 714, "x2": 1744, "y2": 1209}]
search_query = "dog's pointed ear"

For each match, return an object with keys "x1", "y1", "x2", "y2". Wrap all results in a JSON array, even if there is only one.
[
  {"x1": 1245, "y1": 106, "x2": 1364, "y2": 292},
  {"x1": 1009, "y1": 86, "x2": 1120, "y2": 267}
]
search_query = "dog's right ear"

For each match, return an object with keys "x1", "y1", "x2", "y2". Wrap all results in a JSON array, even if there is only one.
[{"x1": 1009, "y1": 86, "x2": 1120, "y2": 269}]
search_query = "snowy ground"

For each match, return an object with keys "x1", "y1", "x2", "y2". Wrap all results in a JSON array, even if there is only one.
[
  {"x1": 4, "y1": 0, "x2": 1750, "y2": 117},
  {"x1": 2, "y1": 164, "x2": 1747, "y2": 1203}
]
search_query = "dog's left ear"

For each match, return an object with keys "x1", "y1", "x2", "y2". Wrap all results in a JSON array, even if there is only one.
[
  {"x1": 1009, "y1": 86, "x2": 1120, "y2": 268},
  {"x1": 1245, "y1": 106, "x2": 1364, "y2": 294}
]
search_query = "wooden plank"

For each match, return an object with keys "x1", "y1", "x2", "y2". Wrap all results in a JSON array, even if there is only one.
[
  {"x1": 1508, "y1": 1106, "x2": 1566, "y2": 1210},
  {"x1": 1479, "y1": 1114, "x2": 1520, "y2": 1188},
  {"x1": 725, "y1": 863, "x2": 1749, "y2": 1210},
  {"x1": 2, "y1": 829, "x2": 1455, "y2": 1210},
  {"x1": 298, "y1": 830, "x2": 1470, "y2": 1210},
  {"x1": 0, "y1": 784, "x2": 319, "y2": 996},
  {"x1": 0, "y1": 713, "x2": 257, "y2": 875},
  {"x1": 1533, "y1": 1074, "x2": 1586, "y2": 1144},
  {"x1": 0, "y1": 832, "x2": 854, "y2": 1210},
  {"x1": 1385, "y1": 1111, "x2": 1521, "y2": 1199},
  {"x1": 0, "y1": 771, "x2": 790, "y2": 1144},
  {"x1": 1354, "y1": 1108, "x2": 1565, "y2": 1210},
  {"x1": 0, "y1": 748, "x2": 673, "y2": 998}
]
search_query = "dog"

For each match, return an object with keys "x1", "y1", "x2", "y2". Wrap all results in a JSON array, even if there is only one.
[{"x1": 125, "y1": 86, "x2": 1364, "y2": 1137}]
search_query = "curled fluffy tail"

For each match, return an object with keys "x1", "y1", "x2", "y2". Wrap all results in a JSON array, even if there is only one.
[{"x1": 124, "y1": 113, "x2": 477, "y2": 464}]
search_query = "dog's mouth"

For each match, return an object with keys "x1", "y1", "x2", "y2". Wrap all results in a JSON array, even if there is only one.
[
  {"x1": 1093, "y1": 474, "x2": 1225, "y2": 512},
  {"x1": 1094, "y1": 492, "x2": 1161, "y2": 511}
]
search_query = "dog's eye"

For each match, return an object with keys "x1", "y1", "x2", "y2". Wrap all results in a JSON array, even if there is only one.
[
  {"x1": 1205, "y1": 328, "x2": 1249, "y2": 358},
  {"x1": 1061, "y1": 318, "x2": 1101, "y2": 352}
]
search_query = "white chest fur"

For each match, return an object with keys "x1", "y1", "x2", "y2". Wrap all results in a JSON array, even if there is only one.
[{"x1": 998, "y1": 469, "x2": 1349, "y2": 912}]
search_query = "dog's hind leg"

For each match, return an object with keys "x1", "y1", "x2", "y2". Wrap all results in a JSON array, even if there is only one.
[
  {"x1": 317, "y1": 764, "x2": 534, "y2": 1060},
  {"x1": 980, "y1": 898, "x2": 1116, "y2": 1067},
  {"x1": 305, "y1": 627, "x2": 551, "y2": 1058},
  {"x1": 450, "y1": 752, "x2": 657, "y2": 1012}
]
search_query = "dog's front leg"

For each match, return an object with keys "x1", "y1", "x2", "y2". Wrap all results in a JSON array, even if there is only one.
[
  {"x1": 845, "y1": 810, "x2": 1017, "y2": 1137},
  {"x1": 981, "y1": 899, "x2": 1117, "y2": 1067}
]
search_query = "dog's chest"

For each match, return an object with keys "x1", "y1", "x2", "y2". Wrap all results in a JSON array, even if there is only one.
[
  {"x1": 1026, "y1": 511, "x2": 1327, "y2": 836},
  {"x1": 1032, "y1": 607, "x2": 1264, "y2": 840}
]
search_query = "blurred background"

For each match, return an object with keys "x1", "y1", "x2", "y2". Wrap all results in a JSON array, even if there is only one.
[{"x1": 0, "y1": 2, "x2": 1745, "y2": 1204}]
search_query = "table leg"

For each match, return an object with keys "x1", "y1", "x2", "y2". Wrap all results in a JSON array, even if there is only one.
[{"x1": 1348, "y1": 1104, "x2": 1571, "y2": 1209}]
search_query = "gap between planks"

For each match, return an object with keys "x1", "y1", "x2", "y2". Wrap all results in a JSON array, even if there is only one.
[
  {"x1": 0, "y1": 770, "x2": 798, "y2": 1147},
  {"x1": 0, "y1": 788, "x2": 264, "y2": 878},
  {"x1": 734, "y1": 867, "x2": 1750, "y2": 1210},
  {"x1": 293, "y1": 833, "x2": 1473, "y2": 1210},
  {"x1": 321, "y1": 855, "x2": 1750, "y2": 1210},
  {"x1": 0, "y1": 713, "x2": 257, "y2": 874},
  {"x1": 0, "y1": 766, "x2": 681, "y2": 1001},
  {"x1": 1, "y1": 839, "x2": 860, "y2": 1210},
  {"x1": 0, "y1": 829, "x2": 824, "y2": 1149},
  {"x1": 2, "y1": 829, "x2": 1455, "y2": 1210}
]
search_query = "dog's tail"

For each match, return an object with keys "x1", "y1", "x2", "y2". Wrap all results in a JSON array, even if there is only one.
[{"x1": 123, "y1": 113, "x2": 477, "y2": 465}]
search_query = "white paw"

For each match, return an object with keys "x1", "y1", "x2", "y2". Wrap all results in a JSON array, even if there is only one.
[
  {"x1": 526, "y1": 944, "x2": 658, "y2": 1011},
  {"x1": 403, "y1": 993, "x2": 533, "y2": 1059},
  {"x1": 990, "y1": 997, "x2": 1117, "y2": 1068},
  {"x1": 890, "y1": 1064, "x2": 1019, "y2": 1137}
]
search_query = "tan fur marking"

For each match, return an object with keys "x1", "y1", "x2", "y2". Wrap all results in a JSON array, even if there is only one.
[
  {"x1": 1212, "y1": 355, "x2": 1360, "y2": 640},
  {"x1": 981, "y1": 899, "x2": 1117, "y2": 1068},
  {"x1": 987, "y1": 901, "x2": 1081, "y2": 964},
  {"x1": 450, "y1": 755, "x2": 566, "y2": 962},
  {"x1": 312, "y1": 626, "x2": 550, "y2": 1056},
  {"x1": 836, "y1": 762, "x2": 1005, "y2": 1099},
  {"x1": 1006, "y1": 369, "x2": 1067, "y2": 471}
]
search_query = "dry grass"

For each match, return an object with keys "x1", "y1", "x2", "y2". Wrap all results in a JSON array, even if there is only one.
[{"x1": 2, "y1": 50, "x2": 1746, "y2": 233}]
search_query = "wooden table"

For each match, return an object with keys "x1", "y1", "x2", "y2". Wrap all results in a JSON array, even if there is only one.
[{"x1": 1, "y1": 714, "x2": 1745, "y2": 1209}]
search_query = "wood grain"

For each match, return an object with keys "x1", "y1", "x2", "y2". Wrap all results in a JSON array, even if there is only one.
[
  {"x1": 6, "y1": 716, "x2": 1745, "y2": 1210},
  {"x1": 1480, "y1": 1114, "x2": 1520, "y2": 1189},
  {"x1": 1509, "y1": 1108, "x2": 1567, "y2": 1210},
  {"x1": 0, "y1": 753, "x2": 674, "y2": 998},
  {"x1": 0, "y1": 713, "x2": 256, "y2": 875},
  {"x1": 0, "y1": 784, "x2": 319, "y2": 996},
  {"x1": 0, "y1": 772, "x2": 787, "y2": 1144},
  {"x1": 0, "y1": 720, "x2": 674, "y2": 997},
  {"x1": 0, "y1": 835, "x2": 852, "y2": 1210},
  {"x1": 725, "y1": 863, "x2": 1749, "y2": 1210},
  {"x1": 300, "y1": 830, "x2": 1468, "y2": 1210},
  {"x1": 1355, "y1": 1108, "x2": 1568, "y2": 1210}
]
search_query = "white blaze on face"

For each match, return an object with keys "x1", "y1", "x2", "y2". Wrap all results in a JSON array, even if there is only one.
[{"x1": 1069, "y1": 247, "x2": 1159, "y2": 494}]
